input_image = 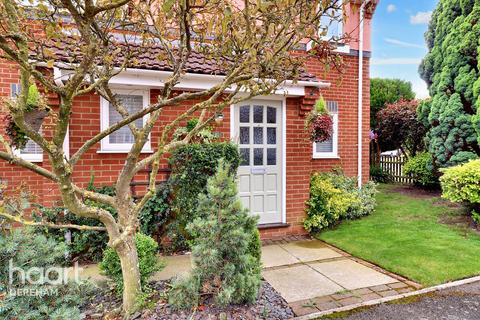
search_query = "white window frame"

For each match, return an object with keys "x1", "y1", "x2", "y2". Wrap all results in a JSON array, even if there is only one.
[
  {"x1": 12, "y1": 127, "x2": 70, "y2": 163},
  {"x1": 99, "y1": 88, "x2": 152, "y2": 153},
  {"x1": 9, "y1": 83, "x2": 44, "y2": 162},
  {"x1": 312, "y1": 111, "x2": 339, "y2": 159}
]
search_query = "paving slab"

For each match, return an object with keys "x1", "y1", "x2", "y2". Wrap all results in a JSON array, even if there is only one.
[
  {"x1": 152, "y1": 254, "x2": 192, "y2": 281},
  {"x1": 68, "y1": 263, "x2": 108, "y2": 284},
  {"x1": 280, "y1": 241, "x2": 343, "y2": 262},
  {"x1": 261, "y1": 244, "x2": 300, "y2": 268},
  {"x1": 262, "y1": 265, "x2": 343, "y2": 302},
  {"x1": 309, "y1": 259, "x2": 397, "y2": 290}
]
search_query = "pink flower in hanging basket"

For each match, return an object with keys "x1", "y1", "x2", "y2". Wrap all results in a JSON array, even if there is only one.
[{"x1": 309, "y1": 114, "x2": 333, "y2": 143}]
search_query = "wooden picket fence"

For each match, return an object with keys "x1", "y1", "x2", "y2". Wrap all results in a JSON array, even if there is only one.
[{"x1": 379, "y1": 155, "x2": 414, "y2": 184}]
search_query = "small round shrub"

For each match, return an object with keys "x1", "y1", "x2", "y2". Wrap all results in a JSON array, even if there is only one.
[
  {"x1": 99, "y1": 233, "x2": 162, "y2": 295},
  {"x1": 404, "y1": 153, "x2": 439, "y2": 188},
  {"x1": 440, "y1": 159, "x2": 480, "y2": 214}
]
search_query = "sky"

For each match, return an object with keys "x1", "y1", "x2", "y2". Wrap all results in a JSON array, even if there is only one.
[{"x1": 370, "y1": 0, "x2": 438, "y2": 99}]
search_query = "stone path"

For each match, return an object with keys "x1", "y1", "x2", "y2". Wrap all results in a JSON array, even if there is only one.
[
  {"x1": 75, "y1": 239, "x2": 420, "y2": 317},
  {"x1": 259, "y1": 240, "x2": 420, "y2": 317}
]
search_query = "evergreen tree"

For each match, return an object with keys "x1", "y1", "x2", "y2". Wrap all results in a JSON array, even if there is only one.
[
  {"x1": 168, "y1": 160, "x2": 262, "y2": 309},
  {"x1": 419, "y1": 0, "x2": 480, "y2": 167}
]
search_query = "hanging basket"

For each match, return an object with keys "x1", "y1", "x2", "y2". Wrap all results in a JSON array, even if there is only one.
[
  {"x1": 5, "y1": 83, "x2": 47, "y2": 149},
  {"x1": 305, "y1": 97, "x2": 333, "y2": 143},
  {"x1": 6, "y1": 110, "x2": 47, "y2": 150},
  {"x1": 307, "y1": 113, "x2": 333, "y2": 143}
]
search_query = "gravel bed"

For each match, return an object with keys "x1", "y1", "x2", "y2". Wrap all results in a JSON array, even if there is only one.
[{"x1": 81, "y1": 280, "x2": 293, "y2": 320}]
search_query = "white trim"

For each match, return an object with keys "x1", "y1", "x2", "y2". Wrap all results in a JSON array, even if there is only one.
[
  {"x1": 54, "y1": 67, "x2": 330, "y2": 97},
  {"x1": 231, "y1": 95, "x2": 285, "y2": 225},
  {"x1": 99, "y1": 88, "x2": 152, "y2": 153},
  {"x1": 357, "y1": 0, "x2": 370, "y2": 188},
  {"x1": 312, "y1": 113, "x2": 339, "y2": 159}
]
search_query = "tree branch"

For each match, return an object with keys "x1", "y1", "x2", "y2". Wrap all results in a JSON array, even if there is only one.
[{"x1": 0, "y1": 209, "x2": 106, "y2": 231}]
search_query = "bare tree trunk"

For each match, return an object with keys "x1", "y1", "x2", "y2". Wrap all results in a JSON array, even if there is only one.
[{"x1": 116, "y1": 234, "x2": 141, "y2": 315}]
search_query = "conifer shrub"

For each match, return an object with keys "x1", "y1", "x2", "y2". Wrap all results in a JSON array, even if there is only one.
[
  {"x1": 0, "y1": 228, "x2": 93, "y2": 319},
  {"x1": 99, "y1": 233, "x2": 163, "y2": 295},
  {"x1": 168, "y1": 160, "x2": 262, "y2": 309},
  {"x1": 440, "y1": 159, "x2": 480, "y2": 215}
]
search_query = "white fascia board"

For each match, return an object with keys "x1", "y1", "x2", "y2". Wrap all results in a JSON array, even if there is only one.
[{"x1": 56, "y1": 66, "x2": 330, "y2": 97}]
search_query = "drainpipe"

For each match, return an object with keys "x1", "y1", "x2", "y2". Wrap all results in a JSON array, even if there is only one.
[{"x1": 357, "y1": 0, "x2": 370, "y2": 188}]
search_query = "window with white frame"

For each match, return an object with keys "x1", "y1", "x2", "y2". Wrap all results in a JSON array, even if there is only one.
[
  {"x1": 11, "y1": 83, "x2": 44, "y2": 162},
  {"x1": 313, "y1": 101, "x2": 339, "y2": 159},
  {"x1": 320, "y1": 0, "x2": 343, "y2": 40},
  {"x1": 100, "y1": 89, "x2": 151, "y2": 152}
]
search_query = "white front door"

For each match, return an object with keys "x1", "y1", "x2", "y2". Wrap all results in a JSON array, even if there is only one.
[{"x1": 233, "y1": 100, "x2": 283, "y2": 225}]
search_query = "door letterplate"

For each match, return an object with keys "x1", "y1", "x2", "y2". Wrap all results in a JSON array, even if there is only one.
[{"x1": 251, "y1": 167, "x2": 266, "y2": 174}]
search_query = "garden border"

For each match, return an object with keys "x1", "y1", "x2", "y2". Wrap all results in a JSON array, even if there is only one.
[{"x1": 293, "y1": 275, "x2": 480, "y2": 320}]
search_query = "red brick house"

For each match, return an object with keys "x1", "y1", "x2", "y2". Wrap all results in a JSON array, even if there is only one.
[{"x1": 0, "y1": 1, "x2": 378, "y2": 240}]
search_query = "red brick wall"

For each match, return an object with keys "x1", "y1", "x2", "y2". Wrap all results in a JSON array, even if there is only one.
[
  {"x1": 259, "y1": 53, "x2": 371, "y2": 240},
  {"x1": 0, "y1": 52, "x2": 370, "y2": 240}
]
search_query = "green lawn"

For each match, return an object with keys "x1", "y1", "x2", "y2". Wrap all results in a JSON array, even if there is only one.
[{"x1": 317, "y1": 184, "x2": 480, "y2": 286}]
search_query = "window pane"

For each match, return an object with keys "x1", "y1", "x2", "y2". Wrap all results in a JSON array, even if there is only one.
[
  {"x1": 267, "y1": 107, "x2": 276, "y2": 123},
  {"x1": 253, "y1": 127, "x2": 263, "y2": 144},
  {"x1": 109, "y1": 94, "x2": 143, "y2": 144},
  {"x1": 240, "y1": 106, "x2": 250, "y2": 123},
  {"x1": 254, "y1": 148, "x2": 263, "y2": 166},
  {"x1": 316, "y1": 138, "x2": 333, "y2": 153},
  {"x1": 240, "y1": 127, "x2": 250, "y2": 144},
  {"x1": 267, "y1": 148, "x2": 276, "y2": 165},
  {"x1": 240, "y1": 148, "x2": 250, "y2": 166},
  {"x1": 267, "y1": 127, "x2": 276, "y2": 145},
  {"x1": 253, "y1": 105, "x2": 263, "y2": 123},
  {"x1": 20, "y1": 139, "x2": 42, "y2": 155}
]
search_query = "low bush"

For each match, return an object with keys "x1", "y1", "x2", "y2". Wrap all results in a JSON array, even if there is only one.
[
  {"x1": 34, "y1": 185, "x2": 117, "y2": 263},
  {"x1": 0, "y1": 228, "x2": 93, "y2": 319},
  {"x1": 169, "y1": 160, "x2": 261, "y2": 309},
  {"x1": 99, "y1": 233, "x2": 162, "y2": 295},
  {"x1": 440, "y1": 159, "x2": 480, "y2": 215},
  {"x1": 138, "y1": 182, "x2": 171, "y2": 238},
  {"x1": 304, "y1": 171, "x2": 377, "y2": 233},
  {"x1": 35, "y1": 181, "x2": 171, "y2": 262},
  {"x1": 404, "y1": 153, "x2": 439, "y2": 188},
  {"x1": 369, "y1": 165, "x2": 392, "y2": 183},
  {"x1": 166, "y1": 142, "x2": 240, "y2": 250}
]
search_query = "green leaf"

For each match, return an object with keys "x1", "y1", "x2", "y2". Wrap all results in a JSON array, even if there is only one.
[{"x1": 162, "y1": 0, "x2": 175, "y2": 13}]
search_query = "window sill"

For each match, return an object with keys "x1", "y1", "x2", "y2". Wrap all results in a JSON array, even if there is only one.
[
  {"x1": 312, "y1": 155, "x2": 340, "y2": 160},
  {"x1": 97, "y1": 149, "x2": 153, "y2": 154},
  {"x1": 16, "y1": 155, "x2": 43, "y2": 162}
]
